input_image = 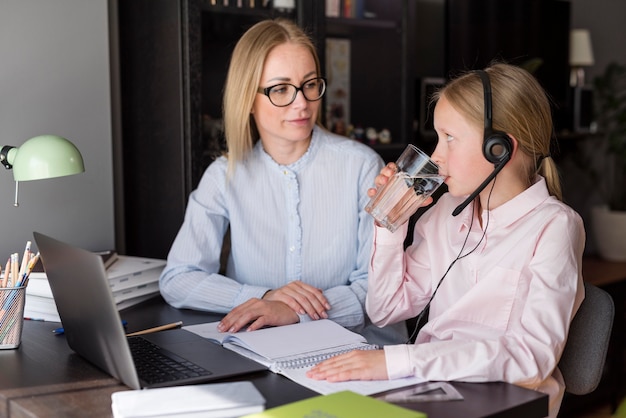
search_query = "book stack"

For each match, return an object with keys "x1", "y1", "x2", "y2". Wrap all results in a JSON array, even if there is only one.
[
  {"x1": 326, "y1": 0, "x2": 365, "y2": 18},
  {"x1": 24, "y1": 253, "x2": 166, "y2": 322}
]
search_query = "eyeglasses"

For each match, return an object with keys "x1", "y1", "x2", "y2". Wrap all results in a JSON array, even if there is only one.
[{"x1": 257, "y1": 77, "x2": 326, "y2": 107}]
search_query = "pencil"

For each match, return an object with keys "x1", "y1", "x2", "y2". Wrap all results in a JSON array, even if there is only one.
[
  {"x1": 9, "y1": 253, "x2": 18, "y2": 288},
  {"x1": 18, "y1": 241, "x2": 31, "y2": 282},
  {"x1": 125, "y1": 321, "x2": 183, "y2": 337},
  {"x1": 20, "y1": 252, "x2": 40, "y2": 287},
  {"x1": 2, "y1": 258, "x2": 9, "y2": 288}
]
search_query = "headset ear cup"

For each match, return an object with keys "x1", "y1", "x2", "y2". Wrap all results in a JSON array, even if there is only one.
[{"x1": 483, "y1": 132, "x2": 513, "y2": 166}]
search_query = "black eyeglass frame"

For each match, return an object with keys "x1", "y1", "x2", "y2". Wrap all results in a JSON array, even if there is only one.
[{"x1": 257, "y1": 77, "x2": 327, "y2": 107}]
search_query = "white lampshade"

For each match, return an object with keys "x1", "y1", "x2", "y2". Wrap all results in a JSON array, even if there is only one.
[{"x1": 569, "y1": 29, "x2": 595, "y2": 67}]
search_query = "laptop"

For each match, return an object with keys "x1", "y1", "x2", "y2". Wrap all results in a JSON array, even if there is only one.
[{"x1": 33, "y1": 231, "x2": 267, "y2": 390}]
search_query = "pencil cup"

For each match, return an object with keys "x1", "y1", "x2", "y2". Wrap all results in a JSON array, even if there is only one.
[{"x1": 0, "y1": 286, "x2": 26, "y2": 349}]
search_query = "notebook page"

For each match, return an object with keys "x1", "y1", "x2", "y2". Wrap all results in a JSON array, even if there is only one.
[{"x1": 184, "y1": 319, "x2": 368, "y2": 360}]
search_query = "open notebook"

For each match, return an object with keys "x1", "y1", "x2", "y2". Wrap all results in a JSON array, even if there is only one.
[{"x1": 184, "y1": 319, "x2": 425, "y2": 396}]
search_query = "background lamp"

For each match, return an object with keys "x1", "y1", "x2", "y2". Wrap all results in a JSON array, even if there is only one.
[
  {"x1": 569, "y1": 29, "x2": 595, "y2": 87},
  {"x1": 0, "y1": 135, "x2": 85, "y2": 206}
]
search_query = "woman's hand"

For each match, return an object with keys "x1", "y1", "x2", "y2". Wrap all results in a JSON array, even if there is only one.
[
  {"x1": 217, "y1": 298, "x2": 300, "y2": 332},
  {"x1": 263, "y1": 280, "x2": 330, "y2": 320},
  {"x1": 217, "y1": 281, "x2": 330, "y2": 332},
  {"x1": 306, "y1": 349, "x2": 389, "y2": 382}
]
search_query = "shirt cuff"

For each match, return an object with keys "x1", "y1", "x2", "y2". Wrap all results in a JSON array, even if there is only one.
[
  {"x1": 384, "y1": 344, "x2": 414, "y2": 380},
  {"x1": 374, "y1": 222, "x2": 409, "y2": 246},
  {"x1": 233, "y1": 285, "x2": 271, "y2": 306}
]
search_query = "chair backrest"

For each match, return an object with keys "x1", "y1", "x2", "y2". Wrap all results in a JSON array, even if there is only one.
[{"x1": 558, "y1": 282, "x2": 614, "y2": 395}]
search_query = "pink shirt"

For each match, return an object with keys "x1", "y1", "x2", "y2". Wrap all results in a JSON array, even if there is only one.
[{"x1": 366, "y1": 176, "x2": 585, "y2": 418}]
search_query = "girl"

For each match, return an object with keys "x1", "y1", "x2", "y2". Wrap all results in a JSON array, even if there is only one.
[{"x1": 307, "y1": 63, "x2": 585, "y2": 418}]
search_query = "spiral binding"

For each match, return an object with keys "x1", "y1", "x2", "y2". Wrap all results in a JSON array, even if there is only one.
[{"x1": 274, "y1": 342, "x2": 379, "y2": 370}]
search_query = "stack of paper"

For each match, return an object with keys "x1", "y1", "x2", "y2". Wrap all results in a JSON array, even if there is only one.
[
  {"x1": 24, "y1": 255, "x2": 166, "y2": 322},
  {"x1": 111, "y1": 381, "x2": 265, "y2": 418}
]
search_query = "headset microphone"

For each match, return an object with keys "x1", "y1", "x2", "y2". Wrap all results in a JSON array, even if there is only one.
[
  {"x1": 452, "y1": 70, "x2": 513, "y2": 217},
  {"x1": 451, "y1": 154, "x2": 510, "y2": 216}
]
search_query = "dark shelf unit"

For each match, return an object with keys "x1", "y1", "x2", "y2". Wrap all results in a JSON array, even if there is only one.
[
  {"x1": 117, "y1": 0, "x2": 415, "y2": 258},
  {"x1": 324, "y1": 1, "x2": 416, "y2": 162}
]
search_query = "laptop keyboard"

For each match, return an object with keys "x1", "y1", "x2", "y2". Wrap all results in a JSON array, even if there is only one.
[{"x1": 128, "y1": 336, "x2": 213, "y2": 385}]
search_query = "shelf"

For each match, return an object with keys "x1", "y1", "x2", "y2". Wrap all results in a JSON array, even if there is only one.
[
  {"x1": 200, "y1": 0, "x2": 294, "y2": 17},
  {"x1": 326, "y1": 16, "x2": 398, "y2": 30}
]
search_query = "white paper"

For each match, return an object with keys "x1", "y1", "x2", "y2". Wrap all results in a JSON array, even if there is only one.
[
  {"x1": 111, "y1": 381, "x2": 265, "y2": 418},
  {"x1": 278, "y1": 366, "x2": 426, "y2": 396}
]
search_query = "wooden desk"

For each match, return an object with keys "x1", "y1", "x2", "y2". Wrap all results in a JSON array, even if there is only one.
[
  {"x1": 0, "y1": 297, "x2": 548, "y2": 418},
  {"x1": 583, "y1": 256, "x2": 626, "y2": 287}
]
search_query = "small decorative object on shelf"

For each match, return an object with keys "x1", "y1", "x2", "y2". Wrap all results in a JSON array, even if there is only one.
[
  {"x1": 273, "y1": 0, "x2": 295, "y2": 11},
  {"x1": 366, "y1": 127, "x2": 378, "y2": 145},
  {"x1": 378, "y1": 128, "x2": 392, "y2": 144}
]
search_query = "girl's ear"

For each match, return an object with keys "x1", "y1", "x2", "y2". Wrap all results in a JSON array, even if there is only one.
[{"x1": 506, "y1": 133, "x2": 519, "y2": 157}]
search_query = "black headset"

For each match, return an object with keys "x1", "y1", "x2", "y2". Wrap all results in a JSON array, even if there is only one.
[{"x1": 475, "y1": 70, "x2": 512, "y2": 167}]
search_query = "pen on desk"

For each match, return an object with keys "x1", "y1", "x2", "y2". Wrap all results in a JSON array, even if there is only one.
[{"x1": 125, "y1": 321, "x2": 183, "y2": 337}]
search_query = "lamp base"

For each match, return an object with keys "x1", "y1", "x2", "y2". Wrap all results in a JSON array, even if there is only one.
[{"x1": 570, "y1": 67, "x2": 587, "y2": 87}]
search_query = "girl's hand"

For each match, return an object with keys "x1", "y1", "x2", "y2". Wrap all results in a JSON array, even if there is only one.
[
  {"x1": 306, "y1": 349, "x2": 388, "y2": 382},
  {"x1": 367, "y1": 163, "x2": 398, "y2": 198}
]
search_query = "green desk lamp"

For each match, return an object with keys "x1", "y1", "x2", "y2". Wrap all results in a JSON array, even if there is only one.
[{"x1": 0, "y1": 135, "x2": 85, "y2": 206}]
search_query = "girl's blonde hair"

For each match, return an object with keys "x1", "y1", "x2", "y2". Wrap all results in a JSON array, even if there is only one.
[
  {"x1": 434, "y1": 63, "x2": 562, "y2": 200},
  {"x1": 222, "y1": 18, "x2": 321, "y2": 175}
]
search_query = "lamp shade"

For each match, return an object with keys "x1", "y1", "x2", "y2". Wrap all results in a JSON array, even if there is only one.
[
  {"x1": 7, "y1": 135, "x2": 85, "y2": 181},
  {"x1": 569, "y1": 29, "x2": 595, "y2": 66}
]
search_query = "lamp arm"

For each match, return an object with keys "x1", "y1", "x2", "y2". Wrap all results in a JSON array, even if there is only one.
[{"x1": 0, "y1": 145, "x2": 16, "y2": 169}]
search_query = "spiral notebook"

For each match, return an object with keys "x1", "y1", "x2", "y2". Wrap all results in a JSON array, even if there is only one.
[{"x1": 184, "y1": 320, "x2": 426, "y2": 396}]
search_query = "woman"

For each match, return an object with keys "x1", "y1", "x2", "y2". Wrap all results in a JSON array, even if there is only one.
[
  {"x1": 307, "y1": 63, "x2": 585, "y2": 418},
  {"x1": 159, "y1": 18, "x2": 407, "y2": 345}
]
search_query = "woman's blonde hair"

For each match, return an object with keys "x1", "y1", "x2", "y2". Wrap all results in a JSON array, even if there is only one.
[
  {"x1": 434, "y1": 63, "x2": 562, "y2": 200},
  {"x1": 222, "y1": 18, "x2": 321, "y2": 175}
]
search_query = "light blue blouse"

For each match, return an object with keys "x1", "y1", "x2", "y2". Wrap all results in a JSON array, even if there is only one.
[{"x1": 159, "y1": 126, "x2": 407, "y2": 345}]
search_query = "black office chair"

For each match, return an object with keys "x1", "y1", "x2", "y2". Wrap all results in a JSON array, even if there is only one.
[{"x1": 558, "y1": 282, "x2": 614, "y2": 395}]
